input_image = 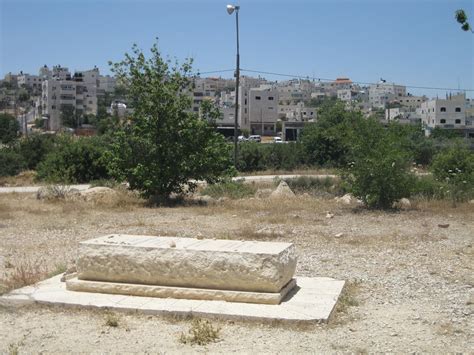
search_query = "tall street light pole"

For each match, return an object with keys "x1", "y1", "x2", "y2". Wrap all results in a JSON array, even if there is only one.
[{"x1": 227, "y1": 4, "x2": 240, "y2": 167}]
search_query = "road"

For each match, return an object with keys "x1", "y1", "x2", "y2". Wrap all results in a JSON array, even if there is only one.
[{"x1": 0, "y1": 174, "x2": 337, "y2": 194}]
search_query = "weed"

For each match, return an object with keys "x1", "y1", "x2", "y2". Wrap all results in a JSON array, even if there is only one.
[
  {"x1": 104, "y1": 312, "x2": 120, "y2": 327},
  {"x1": 7, "y1": 342, "x2": 19, "y2": 355},
  {"x1": 201, "y1": 180, "x2": 257, "y2": 199},
  {"x1": 47, "y1": 263, "x2": 67, "y2": 278},
  {"x1": 0, "y1": 257, "x2": 47, "y2": 295},
  {"x1": 179, "y1": 318, "x2": 220, "y2": 346},
  {"x1": 331, "y1": 281, "x2": 360, "y2": 325},
  {"x1": 36, "y1": 184, "x2": 75, "y2": 200},
  {"x1": 280, "y1": 176, "x2": 344, "y2": 197}
]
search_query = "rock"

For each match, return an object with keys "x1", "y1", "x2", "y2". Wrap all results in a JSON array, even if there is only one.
[
  {"x1": 79, "y1": 187, "x2": 117, "y2": 202},
  {"x1": 438, "y1": 224, "x2": 450, "y2": 229},
  {"x1": 75, "y1": 234, "x2": 297, "y2": 293},
  {"x1": 334, "y1": 232, "x2": 344, "y2": 238},
  {"x1": 336, "y1": 193, "x2": 354, "y2": 205},
  {"x1": 326, "y1": 212, "x2": 334, "y2": 219},
  {"x1": 469, "y1": 199, "x2": 474, "y2": 204},
  {"x1": 394, "y1": 198, "x2": 411, "y2": 209},
  {"x1": 270, "y1": 181, "x2": 295, "y2": 199}
]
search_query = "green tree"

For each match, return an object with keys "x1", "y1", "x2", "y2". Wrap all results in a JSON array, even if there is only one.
[
  {"x1": 455, "y1": 9, "x2": 473, "y2": 32},
  {"x1": 0, "y1": 113, "x2": 20, "y2": 145},
  {"x1": 344, "y1": 118, "x2": 414, "y2": 209},
  {"x1": 106, "y1": 41, "x2": 234, "y2": 200},
  {"x1": 60, "y1": 105, "x2": 78, "y2": 128}
]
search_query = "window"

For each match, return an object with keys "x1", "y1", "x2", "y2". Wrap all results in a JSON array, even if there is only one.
[
  {"x1": 244, "y1": 99, "x2": 247, "y2": 105},
  {"x1": 455, "y1": 119, "x2": 461, "y2": 124},
  {"x1": 440, "y1": 119, "x2": 446, "y2": 124},
  {"x1": 255, "y1": 96, "x2": 261, "y2": 100},
  {"x1": 268, "y1": 96, "x2": 274, "y2": 100},
  {"x1": 455, "y1": 107, "x2": 461, "y2": 112},
  {"x1": 440, "y1": 107, "x2": 446, "y2": 112}
]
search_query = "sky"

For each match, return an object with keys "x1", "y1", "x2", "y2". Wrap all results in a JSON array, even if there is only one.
[{"x1": 1, "y1": 0, "x2": 473, "y2": 98}]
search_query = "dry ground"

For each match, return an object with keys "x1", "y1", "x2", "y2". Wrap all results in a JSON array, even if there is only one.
[{"x1": 0, "y1": 189, "x2": 473, "y2": 353}]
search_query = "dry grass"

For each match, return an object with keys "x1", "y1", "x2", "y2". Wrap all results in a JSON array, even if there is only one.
[
  {"x1": 0, "y1": 256, "x2": 48, "y2": 295},
  {"x1": 104, "y1": 312, "x2": 120, "y2": 327},
  {"x1": 241, "y1": 167, "x2": 337, "y2": 176},
  {"x1": 179, "y1": 318, "x2": 220, "y2": 346},
  {"x1": 0, "y1": 170, "x2": 38, "y2": 187},
  {"x1": 331, "y1": 281, "x2": 361, "y2": 326}
]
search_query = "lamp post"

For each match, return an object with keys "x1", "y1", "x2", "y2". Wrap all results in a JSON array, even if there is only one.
[{"x1": 227, "y1": 4, "x2": 240, "y2": 167}]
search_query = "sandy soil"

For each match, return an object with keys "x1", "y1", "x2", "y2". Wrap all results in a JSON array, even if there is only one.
[{"x1": 0, "y1": 190, "x2": 473, "y2": 353}]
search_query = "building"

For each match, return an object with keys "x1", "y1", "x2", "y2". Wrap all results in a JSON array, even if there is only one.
[
  {"x1": 369, "y1": 82, "x2": 406, "y2": 108},
  {"x1": 420, "y1": 93, "x2": 466, "y2": 135},
  {"x1": 41, "y1": 67, "x2": 99, "y2": 131},
  {"x1": 17, "y1": 71, "x2": 42, "y2": 92},
  {"x1": 278, "y1": 101, "x2": 317, "y2": 122},
  {"x1": 98, "y1": 75, "x2": 117, "y2": 94},
  {"x1": 238, "y1": 85, "x2": 279, "y2": 135}
]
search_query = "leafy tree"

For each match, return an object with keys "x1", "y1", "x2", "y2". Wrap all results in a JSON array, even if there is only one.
[
  {"x1": 0, "y1": 149, "x2": 26, "y2": 176},
  {"x1": 106, "y1": 41, "x2": 234, "y2": 200},
  {"x1": 0, "y1": 113, "x2": 20, "y2": 145},
  {"x1": 455, "y1": 9, "x2": 473, "y2": 32},
  {"x1": 16, "y1": 133, "x2": 58, "y2": 170},
  {"x1": 344, "y1": 118, "x2": 414, "y2": 209},
  {"x1": 301, "y1": 101, "x2": 361, "y2": 167},
  {"x1": 60, "y1": 105, "x2": 78, "y2": 128}
]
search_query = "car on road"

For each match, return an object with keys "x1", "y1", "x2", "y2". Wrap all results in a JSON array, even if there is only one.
[
  {"x1": 273, "y1": 136, "x2": 283, "y2": 143},
  {"x1": 248, "y1": 135, "x2": 261, "y2": 143}
]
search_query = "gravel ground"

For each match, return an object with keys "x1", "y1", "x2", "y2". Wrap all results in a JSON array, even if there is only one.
[{"x1": 0, "y1": 191, "x2": 473, "y2": 353}]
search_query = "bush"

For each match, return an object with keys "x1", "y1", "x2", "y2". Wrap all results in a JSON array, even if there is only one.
[
  {"x1": 0, "y1": 149, "x2": 26, "y2": 177},
  {"x1": 344, "y1": 118, "x2": 414, "y2": 209},
  {"x1": 430, "y1": 143, "x2": 474, "y2": 203},
  {"x1": 410, "y1": 175, "x2": 447, "y2": 200},
  {"x1": 179, "y1": 319, "x2": 220, "y2": 346},
  {"x1": 15, "y1": 133, "x2": 57, "y2": 170},
  {"x1": 201, "y1": 180, "x2": 256, "y2": 199},
  {"x1": 236, "y1": 142, "x2": 267, "y2": 172},
  {"x1": 36, "y1": 136, "x2": 110, "y2": 183},
  {"x1": 0, "y1": 113, "x2": 20, "y2": 145}
]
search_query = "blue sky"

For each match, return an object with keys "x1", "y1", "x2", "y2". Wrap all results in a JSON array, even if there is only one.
[{"x1": 1, "y1": 0, "x2": 473, "y2": 98}]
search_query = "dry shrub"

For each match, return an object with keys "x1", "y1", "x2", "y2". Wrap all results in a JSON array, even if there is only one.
[
  {"x1": 0, "y1": 170, "x2": 37, "y2": 187},
  {"x1": 104, "y1": 312, "x2": 120, "y2": 327},
  {"x1": 0, "y1": 256, "x2": 48, "y2": 295},
  {"x1": 179, "y1": 318, "x2": 220, "y2": 346}
]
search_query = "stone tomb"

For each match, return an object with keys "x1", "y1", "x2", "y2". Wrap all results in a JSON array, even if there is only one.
[{"x1": 66, "y1": 234, "x2": 298, "y2": 305}]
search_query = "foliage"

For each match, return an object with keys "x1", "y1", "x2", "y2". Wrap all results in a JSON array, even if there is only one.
[
  {"x1": 15, "y1": 133, "x2": 58, "y2": 170},
  {"x1": 430, "y1": 143, "x2": 474, "y2": 203},
  {"x1": 430, "y1": 127, "x2": 460, "y2": 140},
  {"x1": 409, "y1": 175, "x2": 447, "y2": 200},
  {"x1": 300, "y1": 101, "x2": 362, "y2": 167},
  {"x1": 106, "y1": 41, "x2": 234, "y2": 199},
  {"x1": 387, "y1": 123, "x2": 435, "y2": 166},
  {"x1": 0, "y1": 149, "x2": 26, "y2": 177},
  {"x1": 236, "y1": 142, "x2": 267, "y2": 171},
  {"x1": 201, "y1": 179, "x2": 257, "y2": 199},
  {"x1": 36, "y1": 136, "x2": 110, "y2": 183},
  {"x1": 0, "y1": 113, "x2": 20, "y2": 145},
  {"x1": 179, "y1": 319, "x2": 220, "y2": 346},
  {"x1": 343, "y1": 118, "x2": 414, "y2": 209},
  {"x1": 455, "y1": 9, "x2": 473, "y2": 32}
]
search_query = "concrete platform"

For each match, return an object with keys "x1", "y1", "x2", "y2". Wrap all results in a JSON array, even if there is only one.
[{"x1": 0, "y1": 275, "x2": 345, "y2": 324}]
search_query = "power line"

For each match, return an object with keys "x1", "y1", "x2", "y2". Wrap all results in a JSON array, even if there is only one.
[
  {"x1": 193, "y1": 69, "x2": 235, "y2": 76},
  {"x1": 240, "y1": 68, "x2": 474, "y2": 93}
]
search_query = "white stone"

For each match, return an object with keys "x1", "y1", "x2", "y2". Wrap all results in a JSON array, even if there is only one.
[
  {"x1": 79, "y1": 187, "x2": 116, "y2": 201},
  {"x1": 76, "y1": 235, "x2": 297, "y2": 293},
  {"x1": 270, "y1": 181, "x2": 295, "y2": 199}
]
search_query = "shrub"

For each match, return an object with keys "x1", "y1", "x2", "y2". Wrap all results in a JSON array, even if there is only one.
[
  {"x1": 236, "y1": 142, "x2": 267, "y2": 172},
  {"x1": 179, "y1": 319, "x2": 220, "y2": 346},
  {"x1": 0, "y1": 149, "x2": 26, "y2": 177},
  {"x1": 36, "y1": 136, "x2": 110, "y2": 183},
  {"x1": 15, "y1": 133, "x2": 57, "y2": 170},
  {"x1": 263, "y1": 142, "x2": 306, "y2": 170},
  {"x1": 201, "y1": 180, "x2": 257, "y2": 199},
  {"x1": 344, "y1": 118, "x2": 414, "y2": 209},
  {"x1": 430, "y1": 143, "x2": 474, "y2": 203},
  {"x1": 0, "y1": 113, "x2": 20, "y2": 145},
  {"x1": 409, "y1": 175, "x2": 446, "y2": 200}
]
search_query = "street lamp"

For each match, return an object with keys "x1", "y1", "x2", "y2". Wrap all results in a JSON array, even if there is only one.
[{"x1": 227, "y1": 4, "x2": 240, "y2": 167}]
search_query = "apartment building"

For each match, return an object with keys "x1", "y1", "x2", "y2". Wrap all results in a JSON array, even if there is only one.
[
  {"x1": 369, "y1": 82, "x2": 406, "y2": 108},
  {"x1": 41, "y1": 67, "x2": 98, "y2": 130},
  {"x1": 420, "y1": 93, "x2": 466, "y2": 135},
  {"x1": 395, "y1": 95, "x2": 427, "y2": 111},
  {"x1": 17, "y1": 71, "x2": 42, "y2": 92},
  {"x1": 278, "y1": 101, "x2": 317, "y2": 121}
]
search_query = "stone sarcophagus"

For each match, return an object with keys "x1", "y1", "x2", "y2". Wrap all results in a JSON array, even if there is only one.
[{"x1": 66, "y1": 234, "x2": 297, "y2": 304}]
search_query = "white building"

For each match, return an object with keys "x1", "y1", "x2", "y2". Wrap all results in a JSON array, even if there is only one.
[
  {"x1": 238, "y1": 85, "x2": 279, "y2": 135},
  {"x1": 420, "y1": 93, "x2": 466, "y2": 135},
  {"x1": 278, "y1": 102, "x2": 317, "y2": 122},
  {"x1": 369, "y1": 82, "x2": 406, "y2": 108},
  {"x1": 17, "y1": 72, "x2": 42, "y2": 92}
]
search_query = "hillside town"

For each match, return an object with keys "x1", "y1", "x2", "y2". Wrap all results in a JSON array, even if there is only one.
[{"x1": 1, "y1": 65, "x2": 473, "y2": 140}]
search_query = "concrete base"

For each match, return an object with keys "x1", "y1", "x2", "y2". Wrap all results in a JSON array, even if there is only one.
[
  {"x1": 66, "y1": 277, "x2": 297, "y2": 305},
  {"x1": 0, "y1": 275, "x2": 345, "y2": 324}
]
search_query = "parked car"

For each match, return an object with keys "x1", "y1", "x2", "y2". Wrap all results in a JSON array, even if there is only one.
[
  {"x1": 273, "y1": 136, "x2": 283, "y2": 143},
  {"x1": 238, "y1": 135, "x2": 247, "y2": 142},
  {"x1": 248, "y1": 135, "x2": 261, "y2": 143}
]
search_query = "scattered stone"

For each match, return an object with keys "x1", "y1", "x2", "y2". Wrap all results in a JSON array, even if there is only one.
[
  {"x1": 438, "y1": 224, "x2": 450, "y2": 229},
  {"x1": 334, "y1": 233, "x2": 344, "y2": 238},
  {"x1": 270, "y1": 181, "x2": 295, "y2": 199},
  {"x1": 326, "y1": 212, "x2": 334, "y2": 219},
  {"x1": 395, "y1": 198, "x2": 411, "y2": 209},
  {"x1": 335, "y1": 193, "x2": 354, "y2": 205}
]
